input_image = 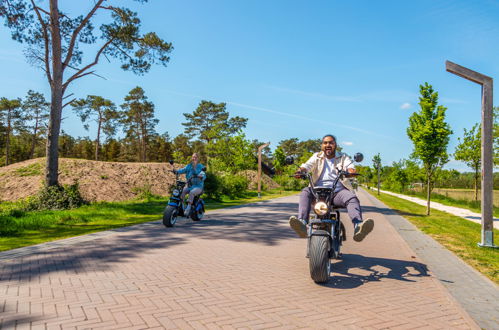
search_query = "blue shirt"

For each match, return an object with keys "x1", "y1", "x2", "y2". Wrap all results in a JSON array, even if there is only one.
[{"x1": 177, "y1": 163, "x2": 206, "y2": 190}]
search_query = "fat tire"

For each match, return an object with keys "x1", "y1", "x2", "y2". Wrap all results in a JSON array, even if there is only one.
[
  {"x1": 190, "y1": 205, "x2": 204, "y2": 221},
  {"x1": 163, "y1": 206, "x2": 177, "y2": 227},
  {"x1": 309, "y1": 235, "x2": 330, "y2": 283}
]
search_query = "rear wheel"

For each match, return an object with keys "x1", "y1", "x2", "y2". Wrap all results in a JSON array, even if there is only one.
[
  {"x1": 190, "y1": 202, "x2": 204, "y2": 221},
  {"x1": 309, "y1": 235, "x2": 330, "y2": 283},
  {"x1": 163, "y1": 206, "x2": 178, "y2": 227}
]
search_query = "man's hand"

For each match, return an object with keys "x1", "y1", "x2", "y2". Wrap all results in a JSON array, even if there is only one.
[
  {"x1": 294, "y1": 167, "x2": 307, "y2": 179},
  {"x1": 172, "y1": 169, "x2": 177, "y2": 174}
]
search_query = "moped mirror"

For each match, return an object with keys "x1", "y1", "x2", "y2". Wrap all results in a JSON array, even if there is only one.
[
  {"x1": 201, "y1": 167, "x2": 207, "y2": 172},
  {"x1": 353, "y1": 153, "x2": 364, "y2": 163},
  {"x1": 285, "y1": 156, "x2": 295, "y2": 165},
  {"x1": 168, "y1": 160, "x2": 174, "y2": 165}
]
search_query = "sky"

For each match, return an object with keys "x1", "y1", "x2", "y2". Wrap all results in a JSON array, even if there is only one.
[{"x1": 1, "y1": 0, "x2": 498, "y2": 170}]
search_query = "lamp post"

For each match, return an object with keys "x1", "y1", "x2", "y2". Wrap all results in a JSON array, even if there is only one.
[
  {"x1": 257, "y1": 142, "x2": 270, "y2": 198},
  {"x1": 446, "y1": 60, "x2": 497, "y2": 248}
]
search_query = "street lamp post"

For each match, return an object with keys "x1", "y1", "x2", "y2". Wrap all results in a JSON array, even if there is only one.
[
  {"x1": 446, "y1": 60, "x2": 497, "y2": 248},
  {"x1": 257, "y1": 142, "x2": 270, "y2": 198}
]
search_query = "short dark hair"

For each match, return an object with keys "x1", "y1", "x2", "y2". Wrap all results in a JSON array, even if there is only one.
[{"x1": 322, "y1": 134, "x2": 336, "y2": 143}]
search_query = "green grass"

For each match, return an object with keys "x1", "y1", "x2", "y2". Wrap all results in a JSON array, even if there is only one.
[
  {"x1": 0, "y1": 189, "x2": 298, "y2": 252},
  {"x1": 367, "y1": 189, "x2": 499, "y2": 284},
  {"x1": 14, "y1": 162, "x2": 43, "y2": 176}
]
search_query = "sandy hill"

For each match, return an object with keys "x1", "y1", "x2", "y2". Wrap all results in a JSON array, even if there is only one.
[{"x1": 0, "y1": 158, "x2": 279, "y2": 202}]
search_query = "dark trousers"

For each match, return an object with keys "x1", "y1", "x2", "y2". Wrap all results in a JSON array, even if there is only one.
[{"x1": 298, "y1": 187, "x2": 362, "y2": 224}]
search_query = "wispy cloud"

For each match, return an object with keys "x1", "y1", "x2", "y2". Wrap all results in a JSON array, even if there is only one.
[
  {"x1": 264, "y1": 85, "x2": 362, "y2": 102},
  {"x1": 400, "y1": 102, "x2": 412, "y2": 110},
  {"x1": 342, "y1": 141, "x2": 354, "y2": 146}
]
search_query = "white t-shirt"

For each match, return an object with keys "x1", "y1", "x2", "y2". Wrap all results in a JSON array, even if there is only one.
[{"x1": 315, "y1": 157, "x2": 345, "y2": 192}]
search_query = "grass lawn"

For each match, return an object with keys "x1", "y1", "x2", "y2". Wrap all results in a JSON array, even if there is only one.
[
  {"x1": 366, "y1": 189, "x2": 499, "y2": 284},
  {"x1": 0, "y1": 189, "x2": 298, "y2": 252}
]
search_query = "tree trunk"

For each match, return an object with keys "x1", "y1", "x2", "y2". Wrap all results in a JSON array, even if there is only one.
[
  {"x1": 95, "y1": 119, "x2": 101, "y2": 161},
  {"x1": 46, "y1": 0, "x2": 63, "y2": 187},
  {"x1": 5, "y1": 109, "x2": 11, "y2": 165},
  {"x1": 426, "y1": 174, "x2": 431, "y2": 216}
]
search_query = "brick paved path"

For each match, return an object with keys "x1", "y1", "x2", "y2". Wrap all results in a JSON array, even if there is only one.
[{"x1": 0, "y1": 191, "x2": 480, "y2": 329}]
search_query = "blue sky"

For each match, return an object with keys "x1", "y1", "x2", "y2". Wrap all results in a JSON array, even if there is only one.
[{"x1": 1, "y1": 0, "x2": 498, "y2": 170}]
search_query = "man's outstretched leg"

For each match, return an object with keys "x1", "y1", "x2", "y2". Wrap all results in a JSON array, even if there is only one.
[
  {"x1": 289, "y1": 187, "x2": 313, "y2": 238},
  {"x1": 333, "y1": 189, "x2": 374, "y2": 242}
]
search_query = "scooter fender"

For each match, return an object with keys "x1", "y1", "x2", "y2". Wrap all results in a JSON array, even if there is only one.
[{"x1": 307, "y1": 229, "x2": 332, "y2": 259}]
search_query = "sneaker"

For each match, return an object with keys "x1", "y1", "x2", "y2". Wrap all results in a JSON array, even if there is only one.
[
  {"x1": 353, "y1": 218, "x2": 374, "y2": 242},
  {"x1": 289, "y1": 216, "x2": 307, "y2": 238},
  {"x1": 184, "y1": 204, "x2": 191, "y2": 217}
]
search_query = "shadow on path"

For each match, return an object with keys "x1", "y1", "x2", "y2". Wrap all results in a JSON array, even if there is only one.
[{"x1": 321, "y1": 253, "x2": 429, "y2": 289}]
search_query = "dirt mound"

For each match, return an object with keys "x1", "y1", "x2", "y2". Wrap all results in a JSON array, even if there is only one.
[
  {"x1": 238, "y1": 170, "x2": 280, "y2": 190},
  {"x1": 0, "y1": 159, "x2": 280, "y2": 202},
  {"x1": 0, "y1": 158, "x2": 176, "y2": 202}
]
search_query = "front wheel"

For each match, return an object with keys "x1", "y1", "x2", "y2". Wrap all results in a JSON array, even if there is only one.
[
  {"x1": 309, "y1": 235, "x2": 330, "y2": 283},
  {"x1": 163, "y1": 206, "x2": 178, "y2": 227}
]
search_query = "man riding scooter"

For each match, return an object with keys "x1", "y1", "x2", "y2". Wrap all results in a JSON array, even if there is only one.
[
  {"x1": 289, "y1": 134, "x2": 374, "y2": 241},
  {"x1": 173, "y1": 153, "x2": 206, "y2": 217}
]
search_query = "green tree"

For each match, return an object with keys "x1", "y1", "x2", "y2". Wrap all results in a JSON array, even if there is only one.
[
  {"x1": 172, "y1": 134, "x2": 192, "y2": 164},
  {"x1": 0, "y1": 98, "x2": 22, "y2": 165},
  {"x1": 407, "y1": 83, "x2": 452, "y2": 215},
  {"x1": 207, "y1": 134, "x2": 255, "y2": 173},
  {"x1": 454, "y1": 123, "x2": 481, "y2": 200},
  {"x1": 120, "y1": 87, "x2": 158, "y2": 162},
  {"x1": 182, "y1": 100, "x2": 248, "y2": 164},
  {"x1": 72, "y1": 95, "x2": 119, "y2": 160},
  {"x1": 372, "y1": 153, "x2": 382, "y2": 195},
  {"x1": 0, "y1": 0, "x2": 173, "y2": 185},
  {"x1": 22, "y1": 90, "x2": 49, "y2": 159},
  {"x1": 273, "y1": 146, "x2": 286, "y2": 175}
]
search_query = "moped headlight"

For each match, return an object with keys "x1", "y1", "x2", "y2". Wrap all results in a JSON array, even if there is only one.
[
  {"x1": 314, "y1": 202, "x2": 328, "y2": 216},
  {"x1": 172, "y1": 189, "x2": 180, "y2": 196}
]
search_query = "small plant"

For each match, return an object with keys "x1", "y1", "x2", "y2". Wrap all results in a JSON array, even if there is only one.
[
  {"x1": 15, "y1": 163, "x2": 43, "y2": 176},
  {"x1": 100, "y1": 175, "x2": 109, "y2": 179},
  {"x1": 132, "y1": 184, "x2": 154, "y2": 201},
  {"x1": 27, "y1": 182, "x2": 87, "y2": 211}
]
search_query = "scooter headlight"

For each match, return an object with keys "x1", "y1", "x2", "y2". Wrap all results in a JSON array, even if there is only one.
[
  {"x1": 172, "y1": 189, "x2": 180, "y2": 197},
  {"x1": 314, "y1": 202, "x2": 328, "y2": 216}
]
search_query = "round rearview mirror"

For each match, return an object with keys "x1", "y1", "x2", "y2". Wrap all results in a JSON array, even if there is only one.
[
  {"x1": 201, "y1": 167, "x2": 207, "y2": 172},
  {"x1": 285, "y1": 156, "x2": 295, "y2": 165},
  {"x1": 168, "y1": 160, "x2": 174, "y2": 165},
  {"x1": 353, "y1": 153, "x2": 364, "y2": 163}
]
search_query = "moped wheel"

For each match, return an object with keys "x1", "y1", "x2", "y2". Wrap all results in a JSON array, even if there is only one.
[
  {"x1": 309, "y1": 235, "x2": 330, "y2": 283},
  {"x1": 163, "y1": 206, "x2": 178, "y2": 227},
  {"x1": 190, "y1": 205, "x2": 204, "y2": 221}
]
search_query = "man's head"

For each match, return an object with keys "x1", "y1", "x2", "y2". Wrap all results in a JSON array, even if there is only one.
[
  {"x1": 321, "y1": 134, "x2": 337, "y2": 159},
  {"x1": 191, "y1": 153, "x2": 199, "y2": 164}
]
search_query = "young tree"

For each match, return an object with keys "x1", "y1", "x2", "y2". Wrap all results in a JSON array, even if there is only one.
[
  {"x1": 0, "y1": 98, "x2": 23, "y2": 165},
  {"x1": 273, "y1": 146, "x2": 286, "y2": 175},
  {"x1": 407, "y1": 83, "x2": 452, "y2": 215},
  {"x1": 0, "y1": 1, "x2": 173, "y2": 185},
  {"x1": 172, "y1": 134, "x2": 192, "y2": 164},
  {"x1": 372, "y1": 153, "x2": 382, "y2": 195},
  {"x1": 72, "y1": 95, "x2": 119, "y2": 161},
  {"x1": 120, "y1": 87, "x2": 158, "y2": 162},
  {"x1": 22, "y1": 90, "x2": 50, "y2": 159},
  {"x1": 454, "y1": 123, "x2": 481, "y2": 200}
]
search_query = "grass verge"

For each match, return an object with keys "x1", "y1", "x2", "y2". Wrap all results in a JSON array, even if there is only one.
[
  {"x1": 366, "y1": 189, "x2": 499, "y2": 284},
  {"x1": 0, "y1": 189, "x2": 298, "y2": 252}
]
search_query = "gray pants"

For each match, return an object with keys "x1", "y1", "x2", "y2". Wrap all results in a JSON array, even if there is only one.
[
  {"x1": 181, "y1": 187, "x2": 203, "y2": 204},
  {"x1": 298, "y1": 187, "x2": 362, "y2": 224}
]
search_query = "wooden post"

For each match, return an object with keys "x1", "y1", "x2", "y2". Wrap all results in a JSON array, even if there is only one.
[
  {"x1": 257, "y1": 143, "x2": 270, "y2": 198},
  {"x1": 446, "y1": 60, "x2": 497, "y2": 248}
]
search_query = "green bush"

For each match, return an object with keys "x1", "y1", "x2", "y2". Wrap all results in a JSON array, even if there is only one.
[
  {"x1": 220, "y1": 175, "x2": 249, "y2": 198},
  {"x1": 273, "y1": 175, "x2": 306, "y2": 191},
  {"x1": 27, "y1": 182, "x2": 87, "y2": 211},
  {"x1": 204, "y1": 171, "x2": 223, "y2": 200},
  {"x1": 132, "y1": 184, "x2": 154, "y2": 201}
]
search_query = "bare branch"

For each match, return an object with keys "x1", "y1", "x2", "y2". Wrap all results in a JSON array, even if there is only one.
[
  {"x1": 63, "y1": 38, "x2": 114, "y2": 90},
  {"x1": 62, "y1": 0, "x2": 105, "y2": 70},
  {"x1": 63, "y1": 93, "x2": 74, "y2": 100},
  {"x1": 62, "y1": 98, "x2": 76, "y2": 109},
  {"x1": 30, "y1": 0, "x2": 52, "y2": 85}
]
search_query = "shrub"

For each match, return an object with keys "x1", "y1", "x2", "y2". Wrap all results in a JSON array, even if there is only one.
[
  {"x1": 27, "y1": 182, "x2": 87, "y2": 211},
  {"x1": 203, "y1": 171, "x2": 223, "y2": 200},
  {"x1": 132, "y1": 184, "x2": 154, "y2": 201},
  {"x1": 273, "y1": 175, "x2": 306, "y2": 191},
  {"x1": 220, "y1": 175, "x2": 249, "y2": 198}
]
